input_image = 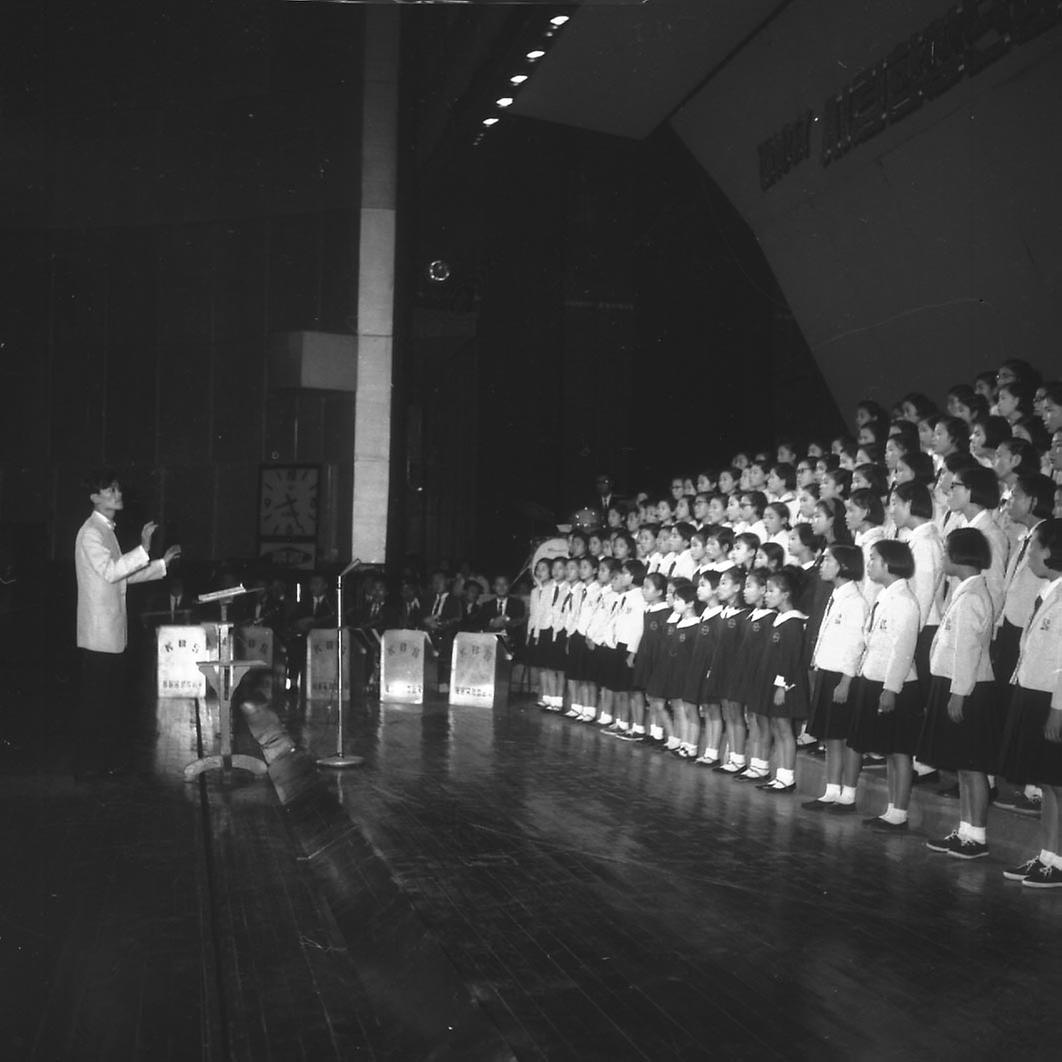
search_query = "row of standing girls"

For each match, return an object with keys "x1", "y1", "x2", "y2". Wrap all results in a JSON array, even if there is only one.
[{"x1": 523, "y1": 497, "x2": 1062, "y2": 888}]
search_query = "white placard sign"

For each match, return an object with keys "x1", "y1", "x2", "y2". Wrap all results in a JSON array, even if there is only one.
[{"x1": 157, "y1": 625, "x2": 208, "y2": 698}]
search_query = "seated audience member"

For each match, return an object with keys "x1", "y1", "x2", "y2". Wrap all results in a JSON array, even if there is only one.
[
  {"x1": 460, "y1": 579, "x2": 485, "y2": 631},
  {"x1": 481, "y1": 575, "x2": 526, "y2": 646},
  {"x1": 423, "y1": 569, "x2": 462, "y2": 689}
]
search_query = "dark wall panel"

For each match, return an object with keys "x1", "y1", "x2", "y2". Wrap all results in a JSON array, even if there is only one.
[
  {"x1": 157, "y1": 227, "x2": 214, "y2": 466},
  {"x1": 49, "y1": 233, "x2": 107, "y2": 467},
  {"x1": 105, "y1": 228, "x2": 158, "y2": 466}
]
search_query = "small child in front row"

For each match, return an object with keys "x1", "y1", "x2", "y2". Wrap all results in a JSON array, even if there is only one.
[
  {"x1": 585, "y1": 557, "x2": 621, "y2": 724},
  {"x1": 632, "y1": 572, "x2": 672, "y2": 743},
  {"x1": 564, "y1": 556, "x2": 592, "y2": 719},
  {"x1": 527, "y1": 558, "x2": 552, "y2": 706},
  {"x1": 709, "y1": 568, "x2": 751, "y2": 774},
  {"x1": 755, "y1": 567, "x2": 809, "y2": 793},
  {"x1": 605, "y1": 559, "x2": 647, "y2": 739},
  {"x1": 661, "y1": 584, "x2": 701, "y2": 756},
  {"x1": 917, "y1": 528, "x2": 998, "y2": 859},
  {"x1": 572, "y1": 556, "x2": 608, "y2": 721},
  {"x1": 847, "y1": 541, "x2": 922, "y2": 832},
  {"x1": 803, "y1": 545, "x2": 868, "y2": 813},
  {"x1": 541, "y1": 556, "x2": 571, "y2": 711},
  {"x1": 730, "y1": 568, "x2": 776, "y2": 783},
  {"x1": 683, "y1": 571, "x2": 726, "y2": 765}
]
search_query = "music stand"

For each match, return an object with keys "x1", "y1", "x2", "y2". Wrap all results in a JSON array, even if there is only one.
[
  {"x1": 317, "y1": 560, "x2": 365, "y2": 769},
  {"x1": 183, "y1": 585, "x2": 270, "y2": 782}
]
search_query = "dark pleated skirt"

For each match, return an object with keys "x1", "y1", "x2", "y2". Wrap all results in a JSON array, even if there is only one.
[
  {"x1": 602, "y1": 643, "x2": 633, "y2": 693},
  {"x1": 566, "y1": 632, "x2": 587, "y2": 682},
  {"x1": 546, "y1": 629, "x2": 568, "y2": 672},
  {"x1": 916, "y1": 676, "x2": 1000, "y2": 772},
  {"x1": 682, "y1": 632, "x2": 715, "y2": 705},
  {"x1": 998, "y1": 686, "x2": 1062, "y2": 787},
  {"x1": 806, "y1": 669, "x2": 853, "y2": 740},
  {"x1": 847, "y1": 676, "x2": 924, "y2": 756}
]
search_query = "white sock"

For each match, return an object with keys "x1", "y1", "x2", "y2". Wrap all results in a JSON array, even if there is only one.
[
  {"x1": 750, "y1": 757, "x2": 769, "y2": 774},
  {"x1": 958, "y1": 821, "x2": 971, "y2": 840},
  {"x1": 665, "y1": 736, "x2": 680, "y2": 750},
  {"x1": 632, "y1": 724, "x2": 645, "y2": 735},
  {"x1": 705, "y1": 746, "x2": 719, "y2": 760},
  {"x1": 838, "y1": 785, "x2": 857, "y2": 804},
  {"x1": 617, "y1": 720, "x2": 629, "y2": 731},
  {"x1": 598, "y1": 713, "x2": 612, "y2": 725},
  {"x1": 967, "y1": 825, "x2": 986, "y2": 844},
  {"x1": 1050, "y1": 852, "x2": 1062, "y2": 870},
  {"x1": 650, "y1": 725, "x2": 663, "y2": 740},
  {"x1": 683, "y1": 742, "x2": 697, "y2": 754},
  {"x1": 881, "y1": 807, "x2": 908, "y2": 824},
  {"x1": 822, "y1": 784, "x2": 841, "y2": 801},
  {"x1": 776, "y1": 768, "x2": 795, "y2": 786},
  {"x1": 1026, "y1": 785, "x2": 1043, "y2": 799},
  {"x1": 731, "y1": 753, "x2": 747, "y2": 767}
]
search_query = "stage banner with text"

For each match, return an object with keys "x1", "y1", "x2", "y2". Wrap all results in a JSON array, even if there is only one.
[
  {"x1": 305, "y1": 628, "x2": 352, "y2": 700},
  {"x1": 157, "y1": 625, "x2": 208, "y2": 698},
  {"x1": 380, "y1": 629, "x2": 435, "y2": 704},
  {"x1": 450, "y1": 633, "x2": 510, "y2": 708}
]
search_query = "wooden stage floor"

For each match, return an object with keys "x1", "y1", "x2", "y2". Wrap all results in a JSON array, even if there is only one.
[{"x1": 3, "y1": 659, "x2": 1062, "y2": 1060}]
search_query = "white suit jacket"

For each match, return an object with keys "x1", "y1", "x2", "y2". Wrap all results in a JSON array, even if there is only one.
[
  {"x1": 812, "y1": 581, "x2": 868, "y2": 677},
  {"x1": 858, "y1": 578, "x2": 919, "y2": 692},
  {"x1": 1013, "y1": 577, "x2": 1062, "y2": 708},
  {"x1": 75, "y1": 512, "x2": 166, "y2": 653},
  {"x1": 929, "y1": 575, "x2": 995, "y2": 696}
]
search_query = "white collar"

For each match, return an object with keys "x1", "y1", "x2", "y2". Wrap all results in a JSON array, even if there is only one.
[
  {"x1": 773, "y1": 609, "x2": 807, "y2": 626},
  {"x1": 700, "y1": 604, "x2": 723, "y2": 620},
  {"x1": 91, "y1": 510, "x2": 116, "y2": 531},
  {"x1": 677, "y1": 615, "x2": 699, "y2": 628},
  {"x1": 749, "y1": 607, "x2": 774, "y2": 620}
]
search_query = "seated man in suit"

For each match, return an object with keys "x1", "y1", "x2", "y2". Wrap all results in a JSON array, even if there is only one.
[
  {"x1": 423, "y1": 569, "x2": 462, "y2": 691},
  {"x1": 286, "y1": 573, "x2": 336, "y2": 689},
  {"x1": 460, "y1": 579, "x2": 485, "y2": 632},
  {"x1": 481, "y1": 575, "x2": 526, "y2": 651}
]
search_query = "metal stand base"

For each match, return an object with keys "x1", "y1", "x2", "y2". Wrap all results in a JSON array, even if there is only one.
[
  {"x1": 183, "y1": 753, "x2": 269, "y2": 782},
  {"x1": 316, "y1": 754, "x2": 365, "y2": 769}
]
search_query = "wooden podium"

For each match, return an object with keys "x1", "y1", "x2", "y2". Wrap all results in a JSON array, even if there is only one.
[
  {"x1": 449, "y1": 633, "x2": 512, "y2": 708},
  {"x1": 380, "y1": 629, "x2": 437, "y2": 704}
]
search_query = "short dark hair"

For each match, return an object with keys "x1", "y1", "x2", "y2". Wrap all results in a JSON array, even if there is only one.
[
  {"x1": 936, "y1": 415, "x2": 970, "y2": 452},
  {"x1": 792, "y1": 522, "x2": 824, "y2": 555},
  {"x1": 974, "y1": 414, "x2": 1012, "y2": 450},
  {"x1": 706, "y1": 526, "x2": 735, "y2": 550},
  {"x1": 741, "y1": 491, "x2": 768, "y2": 517},
  {"x1": 828, "y1": 544, "x2": 865, "y2": 582},
  {"x1": 622, "y1": 559, "x2": 647, "y2": 585},
  {"x1": 759, "y1": 542, "x2": 785, "y2": 570},
  {"x1": 902, "y1": 392, "x2": 937, "y2": 419},
  {"x1": 893, "y1": 481, "x2": 934, "y2": 520},
  {"x1": 767, "y1": 565, "x2": 804, "y2": 603},
  {"x1": 697, "y1": 569, "x2": 722, "y2": 590},
  {"x1": 873, "y1": 540, "x2": 915, "y2": 579},
  {"x1": 719, "y1": 566, "x2": 746, "y2": 594},
  {"x1": 899, "y1": 451, "x2": 935, "y2": 485},
  {"x1": 672, "y1": 584, "x2": 697, "y2": 607},
  {"x1": 643, "y1": 571, "x2": 668, "y2": 595},
  {"x1": 671, "y1": 522, "x2": 696, "y2": 545},
  {"x1": 854, "y1": 463, "x2": 888, "y2": 496},
  {"x1": 769, "y1": 463, "x2": 797, "y2": 490},
  {"x1": 945, "y1": 528, "x2": 991, "y2": 571},
  {"x1": 1034, "y1": 518, "x2": 1062, "y2": 572},
  {"x1": 1014, "y1": 473, "x2": 1056, "y2": 521},
  {"x1": 764, "y1": 502, "x2": 791, "y2": 528},
  {"x1": 954, "y1": 466, "x2": 1000, "y2": 511},
  {"x1": 734, "y1": 531, "x2": 761, "y2": 553},
  {"x1": 85, "y1": 468, "x2": 119, "y2": 494},
  {"x1": 825, "y1": 468, "x2": 852, "y2": 497},
  {"x1": 1000, "y1": 437, "x2": 1040, "y2": 477},
  {"x1": 848, "y1": 488, "x2": 885, "y2": 527}
]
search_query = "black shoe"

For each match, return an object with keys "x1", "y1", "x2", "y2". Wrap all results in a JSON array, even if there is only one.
[
  {"x1": 826, "y1": 802, "x2": 857, "y2": 815},
  {"x1": 1003, "y1": 856, "x2": 1045, "y2": 882},
  {"x1": 1011, "y1": 793, "x2": 1043, "y2": 815},
  {"x1": 862, "y1": 754, "x2": 887, "y2": 769},
  {"x1": 911, "y1": 770, "x2": 941, "y2": 785},
  {"x1": 734, "y1": 769, "x2": 769, "y2": 783},
  {"x1": 949, "y1": 838, "x2": 989, "y2": 860},
  {"x1": 867, "y1": 817, "x2": 908, "y2": 833},
  {"x1": 713, "y1": 761, "x2": 743, "y2": 774},
  {"x1": 925, "y1": 830, "x2": 962, "y2": 854},
  {"x1": 801, "y1": 797, "x2": 835, "y2": 811},
  {"x1": 1021, "y1": 863, "x2": 1062, "y2": 889},
  {"x1": 756, "y1": 779, "x2": 795, "y2": 793}
]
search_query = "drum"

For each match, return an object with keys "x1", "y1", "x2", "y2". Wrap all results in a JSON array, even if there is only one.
[
  {"x1": 531, "y1": 537, "x2": 571, "y2": 570},
  {"x1": 571, "y1": 507, "x2": 602, "y2": 531}
]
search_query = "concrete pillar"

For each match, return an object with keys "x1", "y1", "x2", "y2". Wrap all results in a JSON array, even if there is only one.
[{"x1": 352, "y1": 9, "x2": 399, "y2": 564}]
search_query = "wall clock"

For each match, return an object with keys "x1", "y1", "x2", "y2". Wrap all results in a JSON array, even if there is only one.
[{"x1": 259, "y1": 465, "x2": 320, "y2": 540}]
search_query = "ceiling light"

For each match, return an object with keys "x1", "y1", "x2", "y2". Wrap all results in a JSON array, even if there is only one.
[
  {"x1": 482, "y1": 117, "x2": 500, "y2": 127},
  {"x1": 550, "y1": 16, "x2": 570, "y2": 27},
  {"x1": 496, "y1": 97, "x2": 514, "y2": 108},
  {"x1": 510, "y1": 75, "x2": 528, "y2": 86},
  {"x1": 526, "y1": 49, "x2": 545, "y2": 60}
]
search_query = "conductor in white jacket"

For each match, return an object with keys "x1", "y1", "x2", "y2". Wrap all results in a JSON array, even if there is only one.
[{"x1": 74, "y1": 471, "x2": 181, "y2": 776}]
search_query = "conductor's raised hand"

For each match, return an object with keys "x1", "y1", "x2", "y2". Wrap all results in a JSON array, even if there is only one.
[
  {"x1": 163, "y1": 545, "x2": 182, "y2": 566},
  {"x1": 141, "y1": 521, "x2": 158, "y2": 551}
]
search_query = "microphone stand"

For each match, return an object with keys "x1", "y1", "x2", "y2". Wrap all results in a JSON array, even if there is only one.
[{"x1": 317, "y1": 559, "x2": 365, "y2": 769}]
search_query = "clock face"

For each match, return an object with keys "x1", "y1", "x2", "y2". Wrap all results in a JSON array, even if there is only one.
[{"x1": 259, "y1": 466, "x2": 319, "y2": 539}]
